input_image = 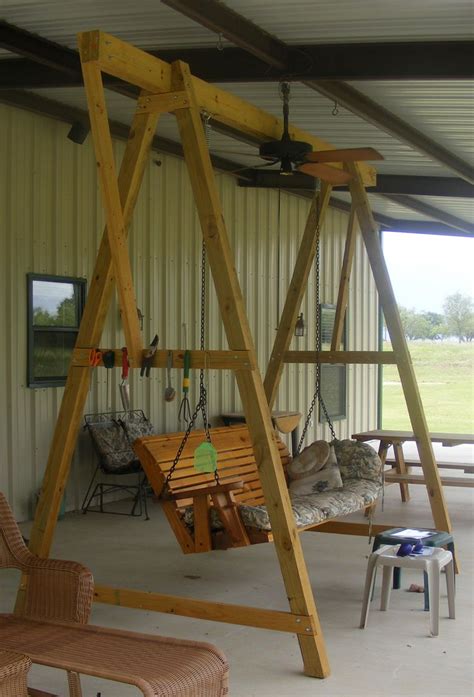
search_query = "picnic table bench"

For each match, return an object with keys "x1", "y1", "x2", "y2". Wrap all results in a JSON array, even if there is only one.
[{"x1": 352, "y1": 430, "x2": 474, "y2": 501}]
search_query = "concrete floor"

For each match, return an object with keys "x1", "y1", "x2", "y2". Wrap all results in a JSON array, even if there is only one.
[{"x1": 3, "y1": 480, "x2": 473, "y2": 697}]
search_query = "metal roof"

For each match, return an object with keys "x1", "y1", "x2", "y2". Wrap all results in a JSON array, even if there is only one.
[
  {"x1": 0, "y1": 0, "x2": 473, "y2": 233},
  {"x1": 1, "y1": 0, "x2": 473, "y2": 49}
]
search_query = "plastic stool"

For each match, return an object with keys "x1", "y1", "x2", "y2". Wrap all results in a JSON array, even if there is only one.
[
  {"x1": 372, "y1": 527, "x2": 455, "y2": 610},
  {"x1": 360, "y1": 545, "x2": 455, "y2": 636}
]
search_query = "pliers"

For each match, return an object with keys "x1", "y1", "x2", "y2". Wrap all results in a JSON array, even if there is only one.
[{"x1": 140, "y1": 334, "x2": 159, "y2": 377}]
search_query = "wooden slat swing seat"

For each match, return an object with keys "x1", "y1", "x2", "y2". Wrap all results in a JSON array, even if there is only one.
[{"x1": 21, "y1": 30, "x2": 453, "y2": 681}]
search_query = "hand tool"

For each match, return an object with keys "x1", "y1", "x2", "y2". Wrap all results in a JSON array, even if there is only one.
[
  {"x1": 164, "y1": 350, "x2": 176, "y2": 402},
  {"x1": 119, "y1": 347, "x2": 131, "y2": 411},
  {"x1": 140, "y1": 334, "x2": 159, "y2": 377}
]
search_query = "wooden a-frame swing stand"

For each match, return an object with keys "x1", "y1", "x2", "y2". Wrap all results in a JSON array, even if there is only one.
[{"x1": 19, "y1": 31, "x2": 452, "y2": 679}]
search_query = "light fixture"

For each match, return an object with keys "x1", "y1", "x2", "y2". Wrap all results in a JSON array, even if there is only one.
[
  {"x1": 295, "y1": 312, "x2": 305, "y2": 337},
  {"x1": 67, "y1": 121, "x2": 90, "y2": 145}
]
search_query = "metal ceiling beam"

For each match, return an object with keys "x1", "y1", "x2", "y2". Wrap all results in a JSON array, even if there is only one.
[
  {"x1": 380, "y1": 194, "x2": 473, "y2": 235},
  {"x1": 239, "y1": 170, "x2": 474, "y2": 198},
  {"x1": 355, "y1": 175, "x2": 474, "y2": 198},
  {"x1": 162, "y1": 0, "x2": 474, "y2": 185},
  {"x1": 306, "y1": 80, "x2": 474, "y2": 184},
  {"x1": 380, "y1": 221, "x2": 473, "y2": 238},
  {"x1": 161, "y1": 0, "x2": 288, "y2": 69},
  {"x1": 0, "y1": 20, "x2": 137, "y2": 99},
  {"x1": 2, "y1": 39, "x2": 474, "y2": 89}
]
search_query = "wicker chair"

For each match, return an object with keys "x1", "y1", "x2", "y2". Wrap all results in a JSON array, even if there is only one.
[
  {"x1": 0, "y1": 493, "x2": 230, "y2": 697},
  {"x1": 0, "y1": 650, "x2": 31, "y2": 696},
  {"x1": 0, "y1": 492, "x2": 93, "y2": 696}
]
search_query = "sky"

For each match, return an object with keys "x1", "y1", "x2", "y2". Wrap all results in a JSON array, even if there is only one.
[{"x1": 382, "y1": 232, "x2": 474, "y2": 314}]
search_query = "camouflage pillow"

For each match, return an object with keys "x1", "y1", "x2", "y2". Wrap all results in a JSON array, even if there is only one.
[
  {"x1": 331, "y1": 439, "x2": 382, "y2": 483},
  {"x1": 288, "y1": 445, "x2": 343, "y2": 496}
]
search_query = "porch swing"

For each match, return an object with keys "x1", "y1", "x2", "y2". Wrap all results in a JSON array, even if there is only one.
[{"x1": 134, "y1": 195, "x2": 383, "y2": 554}]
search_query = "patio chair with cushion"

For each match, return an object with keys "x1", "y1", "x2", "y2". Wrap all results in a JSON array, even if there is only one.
[{"x1": 81, "y1": 410, "x2": 154, "y2": 519}]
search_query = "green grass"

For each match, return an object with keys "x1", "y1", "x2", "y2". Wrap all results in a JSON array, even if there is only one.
[{"x1": 382, "y1": 341, "x2": 474, "y2": 433}]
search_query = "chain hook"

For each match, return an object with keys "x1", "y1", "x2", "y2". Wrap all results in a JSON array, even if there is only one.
[
  {"x1": 332, "y1": 100, "x2": 339, "y2": 116},
  {"x1": 216, "y1": 32, "x2": 224, "y2": 51}
]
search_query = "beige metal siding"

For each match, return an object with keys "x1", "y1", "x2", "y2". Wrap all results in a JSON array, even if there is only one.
[{"x1": 0, "y1": 103, "x2": 379, "y2": 519}]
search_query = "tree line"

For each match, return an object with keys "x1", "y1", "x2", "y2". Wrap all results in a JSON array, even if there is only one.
[{"x1": 393, "y1": 292, "x2": 473, "y2": 342}]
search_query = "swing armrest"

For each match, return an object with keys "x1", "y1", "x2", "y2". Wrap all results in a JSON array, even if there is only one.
[{"x1": 171, "y1": 481, "x2": 248, "y2": 501}]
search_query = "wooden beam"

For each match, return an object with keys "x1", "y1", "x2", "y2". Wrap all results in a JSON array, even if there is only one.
[
  {"x1": 331, "y1": 205, "x2": 358, "y2": 351},
  {"x1": 24, "y1": 106, "x2": 159, "y2": 564},
  {"x1": 384, "y1": 471, "x2": 474, "y2": 488},
  {"x1": 154, "y1": 4, "x2": 473, "y2": 184},
  {"x1": 284, "y1": 351, "x2": 397, "y2": 364},
  {"x1": 77, "y1": 30, "x2": 375, "y2": 186},
  {"x1": 264, "y1": 185, "x2": 332, "y2": 410},
  {"x1": 171, "y1": 58, "x2": 330, "y2": 678},
  {"x1": 315, "y1": 521, "x2": 396, "y2": 536},
  {"x1": 71, "y1": 348, "x2": 255, "y2": 370},
  {"x1": 348, "y1": 162, "x2": 452, "y2": 534},
  {"x1": 80, "y1": 58, "x2": 143, "y2": 363},
  {"x1": 94, "y1": 585, "x2": 315, "y2": 635}
]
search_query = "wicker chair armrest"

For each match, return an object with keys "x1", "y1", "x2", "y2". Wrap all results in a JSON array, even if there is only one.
[{"x1": 20, "y1": 556, "x2": 94, "y2": 625}]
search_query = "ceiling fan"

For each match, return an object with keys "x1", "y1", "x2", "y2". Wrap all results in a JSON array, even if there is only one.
[{"x1": 219, "y1": 82, "x2": 384, "y2": 187}]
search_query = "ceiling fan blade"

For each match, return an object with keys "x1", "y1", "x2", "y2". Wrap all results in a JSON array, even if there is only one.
[
  {"x1": 297, "y1": 162, "x2": 353, "y2": 185},
  {"x1": 305, "y1": 147, "x2": 384, "y2": 163}
]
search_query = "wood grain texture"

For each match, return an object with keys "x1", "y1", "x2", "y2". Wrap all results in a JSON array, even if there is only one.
[{"x1": 348, "y1": 162, "x2": 452, "y2": 534}]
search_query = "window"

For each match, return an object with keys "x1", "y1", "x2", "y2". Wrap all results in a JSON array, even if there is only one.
[
  {"x1": 319, "y1": 304, "x2": 347, "y2": 422},
  {"x1": 27, "y1": 274, "x2": 86, "y2": 387}
]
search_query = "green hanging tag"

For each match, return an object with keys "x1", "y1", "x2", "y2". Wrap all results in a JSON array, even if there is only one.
[{"x1": 193, "y1": 441, "x2": 218, "y2": 473}]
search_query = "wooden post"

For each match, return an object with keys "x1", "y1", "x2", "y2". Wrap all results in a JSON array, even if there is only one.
[
  {"x1": 25, "y1": 106, "x2": 159, "y2": 563},
  {"x1": 348, "y1": 162, "x2": 451, "y2": 533},
  {"x1": 331, "y1": 204, "x2": 358, "y2": 351},
  {"x1": 172, "y1": 60, "x2": 330, "y2": 678},
  {"x1": 264, "y1": 184, "x2": 332, "y2": 410},
  {"x1": 80, "y1": 59, "x2": 143, "y2": 364}
]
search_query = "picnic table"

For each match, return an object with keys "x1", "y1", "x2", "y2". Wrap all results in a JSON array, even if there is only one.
[{"x1": 351, "y1": 430, "x2": 474, "y2": 500}]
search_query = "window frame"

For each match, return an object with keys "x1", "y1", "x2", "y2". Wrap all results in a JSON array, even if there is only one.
[
  {"x1": 27, "y1": 273, "x2": 86, "y2": 388},
  {"x1": 318, "y1": 303, "x2": 347, "y2": 423}
]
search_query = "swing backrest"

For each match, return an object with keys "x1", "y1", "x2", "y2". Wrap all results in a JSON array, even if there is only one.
[{"x1": 134, "y1": 425, "x2": 291, "y2": 509}]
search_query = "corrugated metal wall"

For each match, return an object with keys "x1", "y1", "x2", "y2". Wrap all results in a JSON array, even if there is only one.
[{"x1": 0, "y1": 103, "x2": 379, "y2": 520}]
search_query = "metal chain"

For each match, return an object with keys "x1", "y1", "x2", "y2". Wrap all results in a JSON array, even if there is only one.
[
  {"x1": 167, "y1": 241, "x2": 219, "y2": 486},
  {"x1": 297, "y1": 190, "x2": 336, "y2": 453}
]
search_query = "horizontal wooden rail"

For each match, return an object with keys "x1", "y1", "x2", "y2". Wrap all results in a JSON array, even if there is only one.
[
  {"x1": 312, "y1": 521, "x2": 396, "y2": 536},
  {"x1": 78, "y1": 30, "x2": 375, "y2": 186},
  {"x1": 385, "y1": 459, "x2": 474, "y2": 474},
  {"x1": 384, "y1": 469, "x2": 474, "y2": 488},
  {"x1": 72, "y1": 348, "x2": 255, "y2": 370},
  {"x1": 94, "y1": 585, "x2": 315, "y2": 635},
  {"x1": 284, "y1": 351, "x2": 397, "y2": 364}
]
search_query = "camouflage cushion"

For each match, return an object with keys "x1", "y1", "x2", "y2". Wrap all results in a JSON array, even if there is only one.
[
  {"x1": 86, "y1": 411, "x2": 155, "y2": 474},
  {"x1": 183, "y1": 478, "x2": 381, "y2": 532}
]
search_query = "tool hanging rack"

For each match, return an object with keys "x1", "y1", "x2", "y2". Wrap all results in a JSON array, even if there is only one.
[{"x1": 21, "y1": 30, "x2": 451, "y2": 681}]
